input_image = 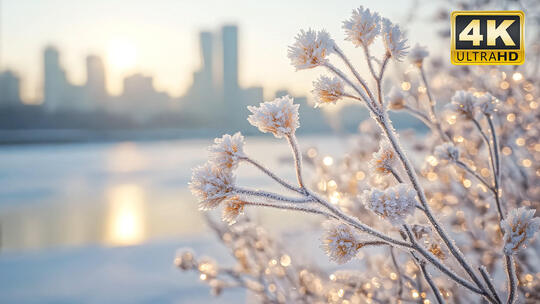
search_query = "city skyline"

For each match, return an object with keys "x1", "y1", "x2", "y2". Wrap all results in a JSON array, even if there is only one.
[{"x1": 0, "y1": 0, "x2": 434, "y2": 103}]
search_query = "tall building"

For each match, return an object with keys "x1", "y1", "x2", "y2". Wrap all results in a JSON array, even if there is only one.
[
  {"x1": 0, "y1": 70, "x2": 22, "y2": 107},
  {"x1": 43, "y1": 46, "x2": 68, "y2": 112},
  {"x1": 221, "y1": 25, "x2": 238, "y2": 104},
  {"x1": 85, "y1": 55, "x2": 107, "y2": 108},
  {"x1": 118, "y1": 73, "x2": 170, "y2": 122},
  {"x1": 199, "y1": 31, "x2": 213, "y2": 89}
]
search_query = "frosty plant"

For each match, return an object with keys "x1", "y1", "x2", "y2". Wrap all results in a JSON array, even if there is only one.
[{"x1": 183, "y1": 5, "x2": 539, "y2": 303}]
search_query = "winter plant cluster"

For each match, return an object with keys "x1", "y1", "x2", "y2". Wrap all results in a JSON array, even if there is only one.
[{"x1": 178, "y1": 5, "x2": 540, "y2": 303}]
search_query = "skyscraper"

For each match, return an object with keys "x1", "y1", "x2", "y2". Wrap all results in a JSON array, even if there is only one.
[
  {"x1": 0, "y1": 70, "x2": 21, "y2": 107},
  {"x1": 221, "y1": 25, "x2": 238, "y2": 104},
  {"x1": 199, "y1": 31, "x2": 213, "y2": 89},
  {"x1": 85, "y1": 55, "x2": 107, "y2": 108},
  {"x1": 43, "y1": 46, "x2": 67, "y2": 112}
]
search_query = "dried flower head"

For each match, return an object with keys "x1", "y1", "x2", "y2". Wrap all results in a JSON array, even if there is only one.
[
  {"x1": 209, "y1": 132, "x2": 246, "y2": 170},
  {"x1": 386, "y1": 87, "x2": 406, "y2": 110},
  {"x1": 476, "y1": 93, "x2": 499, "y2": 116},
  {"x1": 447, "y1": 90, "x2": 477, "y2": 119},
  {"x1": 409, "y1": 43, "x2": 429, "y2": 66},
  {"x1": 321, "y1": 221, "x2": 362, "y2": 264},
  {"x1": 312, "y1": 75, "x2": 345, "y2": 106},
  {"x1": 198, "y1": 257, "x2": 218, "y2": 279},
  {"x1": 382, "y1": 18, "x2": 408, "y2": 61},
  {"x1": 342, "y1": 6, "x2": 381, "y2": 46},
  {"x1": 369, "y1": 140, "x2": 396, "y2": 175},
  {"x1": 247, "y1": 95, "x2": 300, "y2": 138},
  {"x1": 434, "y1": 142, "x2": 460, "y2": 163},
  {"x1": 190, "y1": 162, "x2": 235, "y2": 210},
  {"x1": 174, "y1": 249, "x2": 196, "y2": 270},
  {"x1": 222, "y1": 196, "x2": 246, "y2": 225},
  {"x1": 288, "y1": 29, "x2": 335, "y2": 70},
  {"x1": 502, "y1": 207, "x2": 540, "y2": 255},
  {"x1": 362, "y1": 184, "x2": 417, "y2": 224}
]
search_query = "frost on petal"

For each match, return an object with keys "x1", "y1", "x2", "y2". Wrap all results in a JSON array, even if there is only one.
[
  {"x1": 247, "y1": 95, "x2": 300, "y2": 138},
  {"x1": 287, "y1": 29, "x2": 335, "y2": 70},
  {"x1": 434, "y1": 143, "x2": 460, "y2": 163},
  {"x1": 362, "y1": 184, "x2": 417, "y2": 224},
  {"x1": 409, "y1": 43, "x2": 429, "y2": 66},
  {"x1": 446, "y1": 90, "x2": 477, "y2": 119},
  {"x1": 209, "y1": 132, "x2": 246, "y2": 170},
  {"x1": 385, "y1": 87, "x2": 406, "y2": 110},
  {"x1": 382, "y1": 18, "x2": 409, "y2": 61},
  {"x1": 476, "y1": 93, "x2": 499, "y2": 116},
  {"x1": 369, "y1": 140, "x2": 396, "y2": 175},
  {"x1": 502, "y1": 207, "x2": 540, "y2": 255},
  {"x1": 342, "y1": 6, "x2": 381, "y2": 46},
  {"x1": 312, "y1": 75, "x2": 345, "y2": 106},
  {"x1": 189, "y1": 162, "x2": 235, "y2": 210},
  {"x1": 222, "y1": 196, "x2": 246, "y2": 225},
  {"x1": 321, "y1": 221, "x2": 361, "y2": 264}
]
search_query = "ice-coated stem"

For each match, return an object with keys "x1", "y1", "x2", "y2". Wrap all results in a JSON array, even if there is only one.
[
  {"x1": 479, "y1": 266, "x2": 503, "y2": 304},
  {"x1": 419, "y1": 261, "x2": 446, "y2": 304},
  {"x1": 486, "y1": 115, "x2": 504, "y2": 221},
  {"x1": 334, "y1": 46, "x2": 376, "y2": 103},
  {"x1": 390, "y1": 247, "x2": 404, "y2": 298},
  {"x1": 455, "y1": 160, "x2": 493, "y2": 191},
  {"x1": 241, "y1": 200, "x2": 338, "y2": 220},
  {"x1": 505, "y1": 255, "x2": 517, "y2": 304},
  {"x1": 286, "y1": 134, "x2": 306, "y2": 191},
  {"x1": 234, "y1": 187, "x2": 314, "y2": 203},
  {"x1": 241, "y1": 156, "x2": 304, "y2": 194}
]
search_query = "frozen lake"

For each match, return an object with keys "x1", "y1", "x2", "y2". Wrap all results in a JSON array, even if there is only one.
[{"x1": 0, "y1": 135, "x2": 351, "y2": 303}]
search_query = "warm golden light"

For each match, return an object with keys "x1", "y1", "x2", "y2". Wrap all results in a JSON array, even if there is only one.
[
  {"x1": 107, "y1": 39, "x2": 137, "y2": 70},
  {"x1": 106, "y1": 184, "x2": 146, "y2": 246}
]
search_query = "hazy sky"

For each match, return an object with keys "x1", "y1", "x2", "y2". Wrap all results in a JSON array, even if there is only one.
[{"x1": 1, "y1": 0, "x2": 440, "y2": 103}]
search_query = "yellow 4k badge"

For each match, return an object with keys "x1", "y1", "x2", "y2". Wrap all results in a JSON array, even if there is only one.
[{"x1": 451, "y1": 11, "x2": 524, "y2": 65}]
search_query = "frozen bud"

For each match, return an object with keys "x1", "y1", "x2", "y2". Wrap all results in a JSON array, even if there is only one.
[
  {"x1": 174, "y1": 249, "x2": 196, "y2": 270},
  {"x1": 476, "y1": 93, "x2": 499, "y2": 116},
  {"x1": 382, "y1": 18, "x2": 409, "y2": 61},
  {"x1": 386, "y1": 87, "x2": 406, "y2": 110},
  {"x1": 209, "y1": 132, "x2": 246, "y2": 170},
  {"x1": 247, "y1": 95, "x2": 300, "y2": 138},
  {"x1": 222, "y1": 196, "x2": 246, "y2": 225},
  {"x1": 198, "y1": 257, "x2": 218, "y2": 279},
  {"x1": 428, "y1": 243, "x2": 447, "y2": 260},
  {"x1": 342, "y1": 6, "x2": 381, "y2": 46},
  {"x1": 409, "y1": 43, "x2": 429, "y2": 66},
  {"x1": 209, "y1": 279, "x2": 225, "y2": 296},
  {"x1": 190, "y1": 162, "x2": 235, "y2": 210},
  {"x1": 312, "y1": 75, "x2": 345, "y2": 106},
  {"x1": 411, "y1": 224, "x2": 432, "y2": 240},
  {"x1": 369, "y1": 140, "x2": 396, "y2": 175},
  {"x1": 362, "y1": 184, "x2": 417, "y2": 224},
  {"x1": 288, "y1": 29, "x2": 335, "y2": 70},
  {"x1": 447, "y1": 90, "x2": 477, "y2": 119},
  {"x1": 434, "y1": 143, "x2": 460, "y2": 163},
  {"x1": 502, "y1": 207, "x2": 540, "y2": 255},
  {"x1": 321, "y1": 221, "x2": 362, "y2": 264}
]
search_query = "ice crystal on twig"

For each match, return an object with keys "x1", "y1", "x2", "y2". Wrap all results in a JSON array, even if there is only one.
[
  {"x1": 382, "y1": 18, "x2": 408, "y2": 61},
  {"x1": 190, "y1": 162, "x2": 235, "y2": 210},
  {"x1": 312, "y1": 75, "x2": 345, "y2": 106},
  {"x1": 288, "y1": 29, "x2": 335, "y2": 70},
  {"x1": 247, "y1": 95, "x2": 300, "y2": 138},
  {"x1": 447, "y1": 90, "x2": 477, "y2": 119},
  {"x1": 209, "y1": 132, "x2": 246, "y2": 170},
  {"x1": 369, "y1": 140, "x2": 396, "y2": 175},
  {"x1": 362, "y1": 184, "x2": 417, "y2": 224},
  {"x1": 342, "y1": 6, "x2": 381, "y2": 46},
  {"x1": 476, "y1": 93, "x2": 499, "y2": 116},
  {"x1": 321, "y1": 221, "x2": 362, "y2": 264},
  {"x1": 222, "y1": 196, "x2": 246, "y2": 225},
  {"x1": 434, "y1": 142, "x2": 460, "y2": 163},
  {"x1": 502, "y1": 207, "x2": 540, "y2": 255},
  {"x1": 386, "y1": 87, "x2": 406, "y2": 110},
  {"x1": 408, "y1": 43, "x2": 429, "y2": 66}
]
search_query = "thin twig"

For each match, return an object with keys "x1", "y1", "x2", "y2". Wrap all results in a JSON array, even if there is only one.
[
  {"x1": 479, "y1": 266, "x2": 503, "y2": 304},
  {"x1": 505, "y1": 255, "x2": 517, "y2": 304},
  {"x1": 234, "y1": 187, "x2": 314, "y2": 203},
  {"x1": 242, "y1": 157, "x2": 304, "y2": 194}
]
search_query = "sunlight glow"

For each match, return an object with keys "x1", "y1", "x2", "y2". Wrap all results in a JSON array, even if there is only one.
[
  {"x1": 107, "y1": 39, "x2": 137, "y2": 70},
  {"x1": 106, "y1": 184, "x2": 145, "y2": 246}
]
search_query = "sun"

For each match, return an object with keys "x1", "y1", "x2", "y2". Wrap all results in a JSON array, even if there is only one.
[{"x1": 107, "y1": 39, "x2": 137, "y2": 70}]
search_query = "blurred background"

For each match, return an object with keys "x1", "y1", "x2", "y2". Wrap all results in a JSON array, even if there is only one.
[{"x1": 0, "y1": 0, "x2": 514, "y2": 303}]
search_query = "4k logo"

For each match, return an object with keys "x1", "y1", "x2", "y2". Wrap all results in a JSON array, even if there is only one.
[{"x1": 451, "y1": 11, "x2": 524, "y2": 65}]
